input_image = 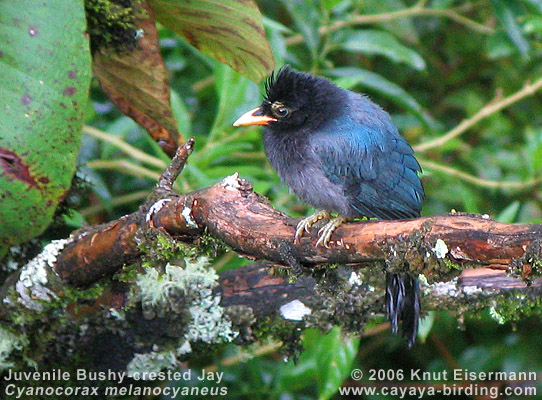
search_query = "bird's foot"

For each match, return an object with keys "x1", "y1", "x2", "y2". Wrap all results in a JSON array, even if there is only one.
[
  {"x1": 316, "y1": 216, "x2": 347, "y2": 248},
  {"x1": 294, "y1": 210, "x2": 331, "y2": 243}
]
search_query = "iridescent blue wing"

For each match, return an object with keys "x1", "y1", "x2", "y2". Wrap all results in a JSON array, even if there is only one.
[{"x1": 311, "y1": 112, "x2": 423, "y2": 220}]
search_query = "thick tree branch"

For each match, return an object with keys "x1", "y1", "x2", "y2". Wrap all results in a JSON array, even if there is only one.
[
  {"x1": 50, "y1": 172, "x2": 542, "y2": 287},
  {"x1": 217, "y1": 263, "x2": 541, "y2": 318}
]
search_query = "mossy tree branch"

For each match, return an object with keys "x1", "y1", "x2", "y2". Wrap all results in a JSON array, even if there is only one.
[
  {"x1": 50, "y1": 170, "x2": 542, "y2": 287},
  {"x1": 1, "y1": 140, "x2": 541, "y2": 372}
]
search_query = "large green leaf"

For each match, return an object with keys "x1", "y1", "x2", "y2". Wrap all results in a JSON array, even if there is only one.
[
  {"x1": 312, "y1": 328, "x2": 360, "y2": 400},
  {"x1": 0, "y1": 0, "x2": 91, "y2": 255},
  {"x1": 148, "y1": 0, "x2": 275, "y2": 82},
  {"x1": 341, "y1": 30, "x2": 426, "y2": 70}
]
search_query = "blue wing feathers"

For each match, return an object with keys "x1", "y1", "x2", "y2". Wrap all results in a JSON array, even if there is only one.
[{"x1": 312, "y1": 109, "x2": 424, "y2": 220}]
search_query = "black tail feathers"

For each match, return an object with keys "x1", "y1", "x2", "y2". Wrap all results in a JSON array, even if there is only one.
[{"x1": 385, "y1": 272, "x2": 420, "y2": 347}]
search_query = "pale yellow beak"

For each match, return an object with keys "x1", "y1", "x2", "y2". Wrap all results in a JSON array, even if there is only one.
[{"x1": 233, "y1": 107, "x2": 277, "y2": 127}]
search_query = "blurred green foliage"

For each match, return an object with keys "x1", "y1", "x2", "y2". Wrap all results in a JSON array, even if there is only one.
[{"x1": 79, "y1": 0, "x2": 542, "y2": 398}]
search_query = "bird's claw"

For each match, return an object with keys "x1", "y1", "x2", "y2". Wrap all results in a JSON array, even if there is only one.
[
  {"x1": 316, "y1": 216, "x2": 347, "y2": 248},
  {"x1": 294, "y1": 211, "x2": 331, "y2": 243},
  {"x1": 294, "y1": 212, "x2": 347, "y2": 248}
]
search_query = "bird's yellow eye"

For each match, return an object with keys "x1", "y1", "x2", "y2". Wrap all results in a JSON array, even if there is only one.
[{"x1": 271, "y1": 102, "x2": 290, "y2": 118}]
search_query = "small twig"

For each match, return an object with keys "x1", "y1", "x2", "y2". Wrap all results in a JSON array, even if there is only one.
[
  {"x1": 191, "y1": 75, "x2": 215, "y2": 93},
  {"x1": 80, "y1": 191, "x2": 149, "y2": 217},
  {"x1": 83, "y1": 125, "x2": 167, "y2": 169},
  {"x1": 361, "y1": 322, "x2": 391, "y2": 337},
  {"x1": 86, "y1": 160, "x2": 161, "y2": 181},
  {"x1": 158, "y1": 138, "x2": 195, "y2": 191},
  {"x1": 286, "y1": 4, "x2": 493, "y2": 46},
  {"x1": 430, "y1": 335, "x2": 462, "y2": 370},
  {"x1": 196, "y1": 127, "x2": 247, "y2": 155},
  {"x1": 415, "y1": 78, "x2": 542, "y2": 152},
  {"x1": 420, "y1": 159, "x2": 542, "y2": 190}
]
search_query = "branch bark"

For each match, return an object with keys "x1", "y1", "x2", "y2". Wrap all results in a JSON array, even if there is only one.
[{"x1": 52, "y1": 172, "x2": 542, "y2": 286}]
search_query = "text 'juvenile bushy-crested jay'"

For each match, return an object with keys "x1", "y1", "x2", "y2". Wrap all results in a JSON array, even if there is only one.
[{"x1": 234, "y1": 66, "x2": 424, "y2": 346}]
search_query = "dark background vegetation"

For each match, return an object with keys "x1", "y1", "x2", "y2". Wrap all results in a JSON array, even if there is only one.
[{"x1": 74, "y1": 0, "x2": 542, "y2": 398}]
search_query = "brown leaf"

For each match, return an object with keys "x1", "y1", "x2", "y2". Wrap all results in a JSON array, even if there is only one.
[{"x1": 92, "y1": 1, "x2": 181, "y2": 157}]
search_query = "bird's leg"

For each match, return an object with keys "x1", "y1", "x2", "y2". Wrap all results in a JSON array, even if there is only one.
[
  {"x1": 294, "y1": 210, "x2": 331, "y2": 243},
  {"x1": 316, "y1": 216, "x2": 347, "y2": 248}
]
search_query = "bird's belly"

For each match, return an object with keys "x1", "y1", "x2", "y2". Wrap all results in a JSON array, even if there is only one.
[
  {"x1": 263, "y1": 130, "x2": 354, "y2": 217},
  {"x1": 278, "y1": 166, "x2": 353, "y2": 217}
]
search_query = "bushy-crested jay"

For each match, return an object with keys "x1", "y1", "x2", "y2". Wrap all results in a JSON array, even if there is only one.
[{"x1": 234, "y1": 66, "x2": 424, "y2": 346}]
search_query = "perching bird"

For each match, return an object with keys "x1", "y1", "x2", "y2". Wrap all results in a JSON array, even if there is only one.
[{"x1": 233, "y1": 66, "x2": 424, "y2": 346}]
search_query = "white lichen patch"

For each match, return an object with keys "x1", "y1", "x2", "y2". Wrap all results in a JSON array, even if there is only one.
[
  {"x1": 185, "y1": 293, "x2": 237, "y2": 343},
  {"x1": 424, "y1": 278, "x2": 460, "y2": 297},
  {"x1": 135, "y1": 28, "x2": 144, "y2": 39},
  {"x1": 4, "y1": 259, "x2": 19, "y2": 272},
  {"x1": 280, "y1": 300, "x2": 312, "y2": 321},
  {"x1": 167, "y1": 258, "x2": 219, "y2": 288},
  {"x1": 109, "y1": 308, "x2": 125, "y2": 321},
  {"x1": 222, "y1": 172, "x2": 242, "y2": 191},
  {"x1": 433, "y1": 239, "x2": 449, "y2": 259},
  {"x1": 177, "y1": 341, "x2": 192, "y2": 356},
  {"x1": 136, "y1": 257, "x2": 217, "y2": 308},
  {"x1": 3, "y1": 246, "x2": 22, "y2": 272},
  {"x1": 418, "y1": 274, "x2": 429, "y2": 285},
  {"x1": 135, "y1": 267, "x2": 168, "y2": 307},
  {"x1": 424, "y1": 276, "x2": 492, "y2": 299},
  {"x1": 462, "y1": 285, "x2": 485, "y2": 296},
  {"x1": 135, "y1": 257, "x2": 238, "y2": 344},
  {"x1": 0, "y1": 327, "x2": 27, "y2": 371},
  {"x1": 42, "y1": 239, "x2": 68, "y2": 265},
  {"x1": 9, "y1": 245, "x2": 22, "y2": 255},
  {"x1": 126, "y1": 351, "x2": 179, "y2": 378},
  {"x1": 15, "y1": 240, "x2": 67, "y2": 311}
]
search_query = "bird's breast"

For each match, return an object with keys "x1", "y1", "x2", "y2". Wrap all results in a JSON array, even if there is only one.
[{"x1": 263, "y1": 130, "x2": 352, "y2": 216}]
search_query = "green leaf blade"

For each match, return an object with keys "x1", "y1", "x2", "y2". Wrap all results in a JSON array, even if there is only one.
[
  {"x1": 279, "y1": 328, "x2": 360, "y2": 400},
  {"x1": 280, "y1": 0, "x2": 321, "y2": 58},
  {"x1": 313, "y1": 328, "x2": 360, "y2": 400},
  {"x1": 341, "y1": 30, "x2": 426, "y2": 70},
  {"x1": 149, "y1": 0, "x2": 275, "y2": 82},
  {"x1": 491, "y1": 0, "x2": 530, "y2": 56},
  {"x1": 0, "y1": 0, "x2": 91, "y2": 252}
]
